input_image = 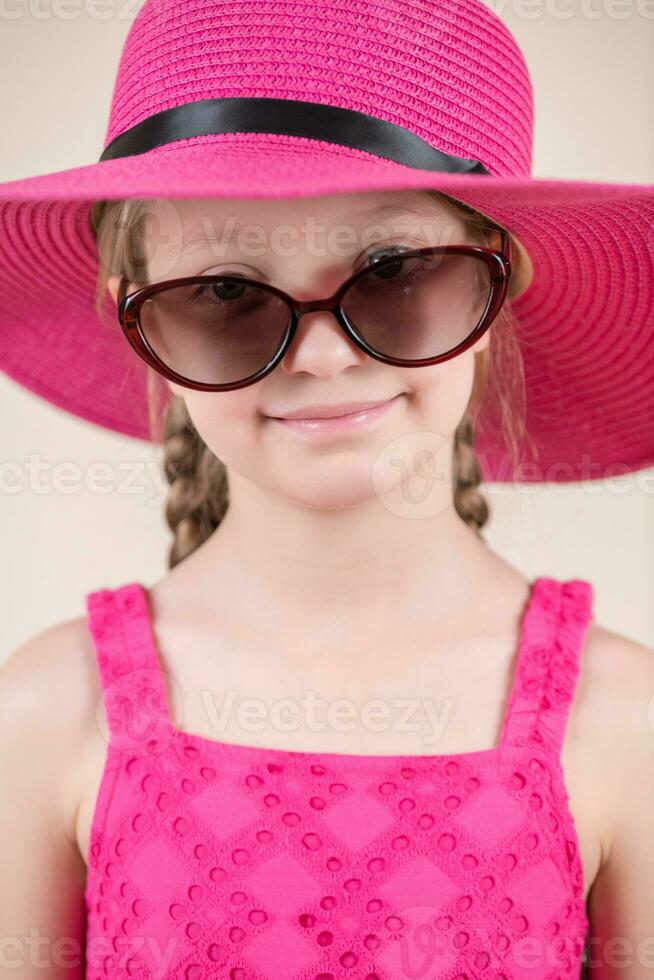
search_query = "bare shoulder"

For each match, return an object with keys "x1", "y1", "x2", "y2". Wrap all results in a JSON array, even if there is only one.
[
  {"x1": 575, "y1": 620, "x2": 654, "y2": 849},
  {"x1": 0, "y1": 611, "x2": 102, "y2": 854},
  {"x1": 575, "y1": 622, "x2": 654, "y2": 942},
  {"x1": 0, "y1": 613, "x2": 104, "y2": 953},
  {"x1": 578, "y1": 620, "x2": 654, "y2": 734}
]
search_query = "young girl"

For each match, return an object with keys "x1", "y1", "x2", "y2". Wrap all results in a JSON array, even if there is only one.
[{"x1": 1, "y1": 0, "x2": 652, "y2": 978}]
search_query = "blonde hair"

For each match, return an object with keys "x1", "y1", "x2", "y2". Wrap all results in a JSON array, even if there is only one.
[{"x1": 90, "y1": 192, "x2": 527, "y2": 568}]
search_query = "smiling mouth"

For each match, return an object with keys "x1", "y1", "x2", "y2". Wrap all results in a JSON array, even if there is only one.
[
  {"x1": 268, "y1": 396, "x2": 404, "y2": 421},
  {"x1": 266, "y1": 395, "x2": 404, "y2": 433}
]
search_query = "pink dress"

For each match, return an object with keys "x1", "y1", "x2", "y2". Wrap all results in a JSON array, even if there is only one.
[{"x1": 83, "y1": 575, "x2": 594, "y2": 979}]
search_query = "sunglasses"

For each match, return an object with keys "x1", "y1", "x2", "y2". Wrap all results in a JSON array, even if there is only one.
[{"x1": 116, "y1": 229, "x2": 512, "y2": 391}]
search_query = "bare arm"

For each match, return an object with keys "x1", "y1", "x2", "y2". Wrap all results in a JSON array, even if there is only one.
[
  {"x1": 0, "y1": 619, "x2": 94, "y2": 979},
  {"x1": 586, "y1": 634, "x2": 654, "y2": 978}
]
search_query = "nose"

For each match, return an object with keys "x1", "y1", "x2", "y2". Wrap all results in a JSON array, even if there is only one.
[{"x1": 277, "y1": 308, "x2": 368, "y2": 377}]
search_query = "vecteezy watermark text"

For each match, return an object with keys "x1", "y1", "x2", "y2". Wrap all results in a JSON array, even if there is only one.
[
  {"x1": 2, "y1": 0, "x2": 653, "y2": 21},
  {"x1": 0, "y1": 451, "x2": 652, "y2": 506},
  {"x1": 198, "y1": 688, "x2": 455, "y2": 746}
]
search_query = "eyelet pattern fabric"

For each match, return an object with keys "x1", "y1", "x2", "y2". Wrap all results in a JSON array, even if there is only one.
[{"x1": 84, "y1": 576, "x2": 593, "y2": 979}]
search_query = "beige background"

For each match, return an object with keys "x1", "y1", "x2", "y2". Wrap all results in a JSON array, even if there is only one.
[{"x1": 1, "y1": 0, "x2": 653, "y2": 659}]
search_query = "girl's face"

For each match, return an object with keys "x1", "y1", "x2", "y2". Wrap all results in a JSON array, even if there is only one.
[{"x1": 107, "y1": 191, "x2": 506, "y2": 510}]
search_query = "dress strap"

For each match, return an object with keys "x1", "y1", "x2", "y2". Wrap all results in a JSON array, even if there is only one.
[
  {"x1": 86, "y1": 582, "x2": 173, "y2": 755},
  {"x1": 500, "y1": 576, "x2": 594, "y2": 756}
]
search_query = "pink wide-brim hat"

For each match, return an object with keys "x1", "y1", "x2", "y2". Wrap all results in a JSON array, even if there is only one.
[{"x1": 0, "y1": 0, "x2": 652, "y2": 484}]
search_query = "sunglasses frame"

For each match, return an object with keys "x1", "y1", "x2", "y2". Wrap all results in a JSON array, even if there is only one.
[{"x1": 117, "y1": 228, "x2": 512, "y2": 392}]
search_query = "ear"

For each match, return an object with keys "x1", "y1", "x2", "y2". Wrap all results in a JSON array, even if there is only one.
[
  {"x1": 486, "y1": 228, "x2": 534, "y2": 301},
  {"x1": 470, "y1": 326, "x2": 492, "y2": 354},
  {"x1": 106, "y1": 274, "x2": 121, "y2": 307},
  {"x1": 106, "y1": 275, "x2": 143, "y2": 306},
  {"x1": 507, "y1": 232, "x2": 534, "y2": 300}
]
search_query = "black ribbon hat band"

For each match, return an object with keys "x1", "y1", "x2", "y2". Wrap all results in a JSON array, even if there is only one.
[{"x1": 98, "y1": 96, "x2": 491, "y2": 176}]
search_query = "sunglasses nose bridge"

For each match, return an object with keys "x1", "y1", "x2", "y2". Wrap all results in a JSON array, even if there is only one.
[{"x1": 295, "y1": 292, "x2": 343, "y2": 317}]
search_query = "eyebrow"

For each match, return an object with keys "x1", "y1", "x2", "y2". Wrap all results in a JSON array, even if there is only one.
[
  {"x1": 169, "y1": 232, "x2": 234, "y2": 255},
  {"x1": 166, "y1": 194, "x2": 446, "y2": 260},
  {"x1": 354, "y1": 193, "x2": 445, "y2": 222},
  {"x1": 176, "y1": 195, "x2": 441, "y2": 241}
]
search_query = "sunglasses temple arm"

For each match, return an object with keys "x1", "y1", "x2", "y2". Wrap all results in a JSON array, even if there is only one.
[{"x1": 117, "y1": 276, "x2": 129, "y2": 308}]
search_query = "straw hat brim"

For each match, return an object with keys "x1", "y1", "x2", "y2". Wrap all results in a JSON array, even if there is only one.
[{"x1": 0, "y1": 135, "x2": 652, "y2": 483}]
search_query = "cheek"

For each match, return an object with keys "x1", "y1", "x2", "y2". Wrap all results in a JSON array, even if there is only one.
[
  {"x1": 401, "y1": 353, "x2": 477, "y2": 433},
  {"x1": 175, "y1": 388, "x2": 263, "y2": 461}
]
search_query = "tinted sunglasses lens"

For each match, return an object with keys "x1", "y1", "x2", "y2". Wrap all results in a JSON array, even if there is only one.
[
  {"x1": 138, "y1": 278, "x2": 291, "y2": 385},
  {"x1": 342, "y1": 251, "x2": 493, "y2": 360}
]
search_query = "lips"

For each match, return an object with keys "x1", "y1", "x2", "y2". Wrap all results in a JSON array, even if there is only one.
[
  {"x1": 270, "y1": 398, "x2": 399, "y2": 420},
  {"x1": 267, "y1": 395, "x2": 403, "y2": 436}
]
